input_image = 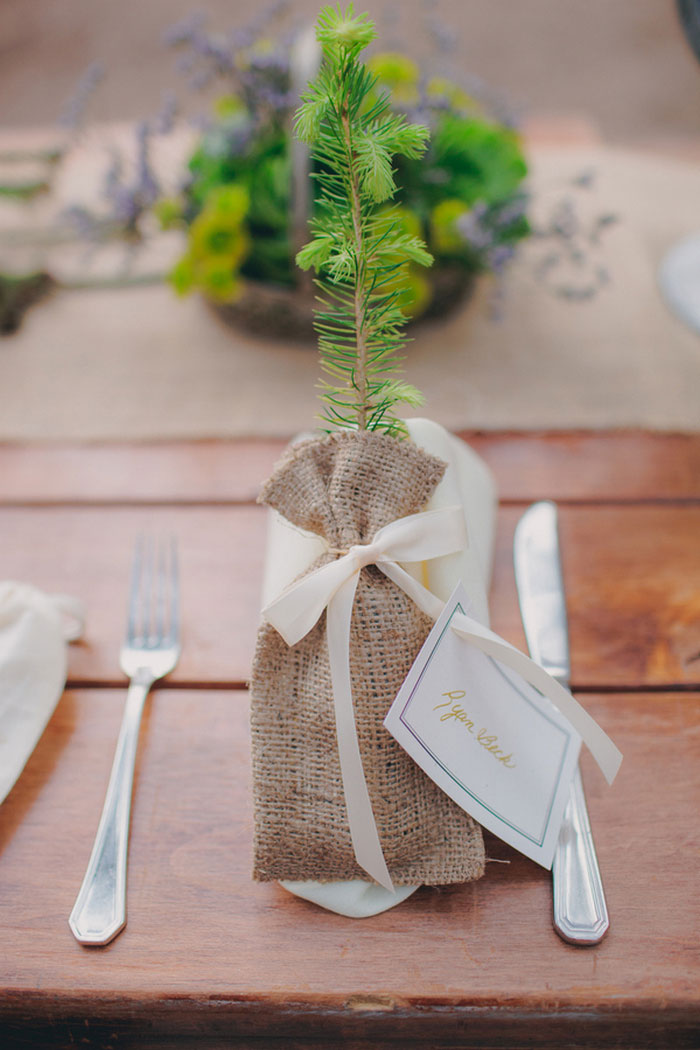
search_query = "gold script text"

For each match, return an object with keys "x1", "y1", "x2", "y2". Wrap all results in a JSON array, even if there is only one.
[{"x1": 433, "y1": 691, "x2": 516, "y2": 769}]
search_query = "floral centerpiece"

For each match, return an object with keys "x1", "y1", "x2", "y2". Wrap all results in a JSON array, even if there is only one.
[{"x1": 161, "y1": 7, "x2": 529, "y2": 336}]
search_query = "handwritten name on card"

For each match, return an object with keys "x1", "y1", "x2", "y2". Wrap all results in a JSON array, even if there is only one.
[{"x1": 384, "y1": 585, "x2": 582, "y2": 868}]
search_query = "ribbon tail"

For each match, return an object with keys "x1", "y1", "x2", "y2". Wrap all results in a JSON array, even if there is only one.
[
  {"x1": 327, "y1": 576, "x2": 394, "y2": 892},
  {"x1": 377, "y1": 560, "x2": 446, "y2": 622},
  {"x1": 450, "y1": 611, "x2": 622, "y2": 784}
]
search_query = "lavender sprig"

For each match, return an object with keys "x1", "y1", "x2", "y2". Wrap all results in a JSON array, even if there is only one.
[
  {"x1": 65, "y1": 120, "x2": 162, "y2": 240},
  {"x1": 57, "y1": 61, "x2": 105, "y2": 132},
  {"x1": 163, "y1": 2, "x2": 292, "y2": 113},
  {"x1": 152, "y1": 91, "x2": 179, "y2": 135},
  {"x1": 457, "y1": 196, "x2": 527, "y2": 273},
  {"x1": 529, "y1": 172, "x2": 619, "y2": 301}
]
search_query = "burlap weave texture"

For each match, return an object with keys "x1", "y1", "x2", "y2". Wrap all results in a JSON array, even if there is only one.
[{"x1": 250, "y1": 429, "x2": 485, "y2": 885}]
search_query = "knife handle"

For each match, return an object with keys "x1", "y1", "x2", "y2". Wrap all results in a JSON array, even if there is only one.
[{"x1": 552, "y1": 765, "x2": 609, "y2": 945}]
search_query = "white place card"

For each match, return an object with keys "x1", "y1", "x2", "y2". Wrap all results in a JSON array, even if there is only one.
[{"x1": 384, "y1": 584, "x2": 582, "y2": 868}]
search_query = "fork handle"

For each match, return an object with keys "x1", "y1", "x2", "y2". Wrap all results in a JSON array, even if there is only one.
[
  {"x1": 69, "y1": 674, "x2": 153, "y2": 946},
  {"x1": 552, "y1": 765, "x2": 609, "y2": 945}
]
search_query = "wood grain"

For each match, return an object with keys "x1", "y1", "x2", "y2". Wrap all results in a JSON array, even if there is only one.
[
  {"x1": 1, "y1": 502, "x2": 698, "y2": 689},
  {"x1": 0, "y1": 504, "x2": 266, "y2": 686},
  {"x1": 1, "y1": 431, "x2": 699, "y2": 505},
  {"x1": 491, "y1": 505, "x2": 700, "y2": 688},
  {"x1": 0, "y1": 690, "x2": 697, "y2": 1048},
  {"x1": 1, "y1": 435, "x2": 699, "y2": 1047}
]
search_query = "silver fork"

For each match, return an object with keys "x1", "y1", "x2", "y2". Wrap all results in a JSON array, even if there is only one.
[{"x1": 69, "y1": 536, "x2": 180, "y2": 946}]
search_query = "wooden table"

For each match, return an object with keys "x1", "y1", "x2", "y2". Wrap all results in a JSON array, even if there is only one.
[{"x1": 0, "y1": 431, "x2": 699, "y2": 1049}]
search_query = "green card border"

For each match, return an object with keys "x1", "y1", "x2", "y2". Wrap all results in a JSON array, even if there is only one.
[{"x1": 398, "y1": 601, "x2": 573, "y2": 847}]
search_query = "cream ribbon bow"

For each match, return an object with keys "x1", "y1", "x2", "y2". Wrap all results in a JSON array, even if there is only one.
[
  {"x1": 264, "y1": 503, "x2": 623, "y2": 892},
  {"x1": 263, "y1": 504, "x2": 469, "y2": 891}
]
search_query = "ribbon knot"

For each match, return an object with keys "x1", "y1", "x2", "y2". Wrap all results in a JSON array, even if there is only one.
[{"x1": 348, "y1": 541, "x2": 381, "y2": 570}]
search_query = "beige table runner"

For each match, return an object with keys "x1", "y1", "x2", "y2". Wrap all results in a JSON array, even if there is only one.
[{"x1": 1, "y1": 143, "x2": 699, "y2": 440}]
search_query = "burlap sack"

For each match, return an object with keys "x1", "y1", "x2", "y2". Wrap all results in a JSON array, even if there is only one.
[{"x1": 250, "y1": 429, "x2": 485, "y2": 885}]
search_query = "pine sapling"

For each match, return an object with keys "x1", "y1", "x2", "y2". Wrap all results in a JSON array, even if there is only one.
[{"x1": 295, "y1": 4, "x2": 433, "y2": 436}]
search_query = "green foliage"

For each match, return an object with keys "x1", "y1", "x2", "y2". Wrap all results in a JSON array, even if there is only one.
[
  {"x1": 168, "y1": 183, "x2": 250, "y2": 301},
  {"x1": 430, "y1": 115, "x2": 527, "y2": 206},
  {"x1": 295, "y1": 4, "x2": 432, "y2": 435},
  {"x1": 430, "y1": 199, "x2": 470, "y2": 254}
]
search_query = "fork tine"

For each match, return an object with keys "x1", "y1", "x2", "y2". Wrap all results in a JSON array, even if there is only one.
[
  {"x1": 155, "y1": 538, "x2": 167, "y2": 643},
  {"x1": 128, "y1": 535, "x2": 176, "y2": 647},
  {"x1": 126, "y1": 534, "x2": 144, "y2": 646},
  {"x1": 153, "y1": 536, "x2": 179, "y2": 645},
  {"x1": 168, "y1": 536, "x2": 180, "y2": 646},
  {"x1": 126, "y1": 535, "x2": 180, "y2": 648},
  {"x1": 144, "y1": 535, "x2": 157, "y2": 645}
]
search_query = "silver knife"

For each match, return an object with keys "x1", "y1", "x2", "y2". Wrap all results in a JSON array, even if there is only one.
[{"x1": 513, "y1": 500, "x2": 609, "y2": 945}]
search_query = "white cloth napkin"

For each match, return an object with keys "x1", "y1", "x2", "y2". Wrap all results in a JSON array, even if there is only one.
[
  {"x1": 0, "y1": 581, "x2": 85, "y2": 804},
  {"x1": 261, "y1": 418, "x2": 497, "y2": 916}
]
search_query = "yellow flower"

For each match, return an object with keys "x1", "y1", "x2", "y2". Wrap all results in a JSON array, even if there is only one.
[
  {"x1": 367, "y1": 52, "x2": 420, "y2": 105},
  {"x1": 371, "y1": 206, "x2": 432, "y2": 316},
  {"x1": 197, "y1": 257, "x2": 241, "y2": 302},
  {"x1": 377, "y1": 260, "x2": 431, "y2": 318},
  {"x1": 213, "y1": 94, "x2": 246, "y2": 119},
  {"x1": 207, "y1": 184, "x2": 250, "y2": 223},
  {"x1": 189, "y1": 211, "x2": 250, "y2": 264},
  {"x1": 430, "y1": 199, "x2": 470, "y2": 253},
  {"x1": 426, "y1": 77, "x2": 481, "y2": 116},
  {"x1": 398, "y1": 269, "x2": 431, "y2": 317},
  {"x1": 169, "y1": 255, "x2": 195, "y2": 297},
  {"x1": 376, "y1": 204, "x2": 422, "y2": 241}
]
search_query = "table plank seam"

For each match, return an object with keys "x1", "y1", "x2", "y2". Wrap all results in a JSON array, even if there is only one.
[
  {"x1": 2, "y1": 496, "x2": 700, "y2": 509},
  {"x1": 63, "y1": 680, "x2": 700, "y2": 694},
  {"x1": 65, "y1": 678, "x2": 252, "y2": 691}
]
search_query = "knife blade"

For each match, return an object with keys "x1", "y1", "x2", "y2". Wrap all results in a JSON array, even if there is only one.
[{"x1": 513, "y1": 500, "x2": 609, "y2": 945}]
